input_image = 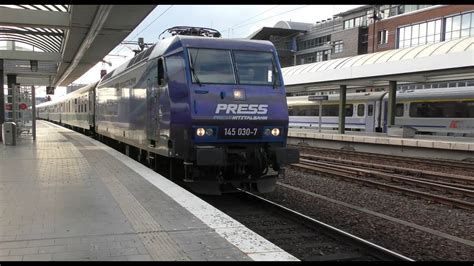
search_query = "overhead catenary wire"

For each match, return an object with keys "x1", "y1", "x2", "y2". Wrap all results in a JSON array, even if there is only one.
[
  {"x1": 232, "y1": 5, "x2": 309, "y2": 33},
  {"x1": 115, "y1": 5, "x2": 174, "y2": 54},
  {"x1": 229, "y1": 5, "x2": 281, "y2": 29}
]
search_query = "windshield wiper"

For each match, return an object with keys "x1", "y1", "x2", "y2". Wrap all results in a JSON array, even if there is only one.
[
  {"x1": 271, "y1": 60, "x2": 278, "y2": 89},
  {"x1": 189, "y1": 50, "x2": 202, "y2": 87}
]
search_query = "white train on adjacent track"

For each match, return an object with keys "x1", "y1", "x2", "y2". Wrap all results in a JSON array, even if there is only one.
[{"x1": 287, "y1": 87, "x2": 474, "y2": 137}]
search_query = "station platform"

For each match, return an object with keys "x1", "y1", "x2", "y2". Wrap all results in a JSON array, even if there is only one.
[
  {"x1": 288, "y1": 128, "x2": 474, "y2": 161},
  {"x1": 0, "y1": 121, "x2": 297, "y2": 261}
]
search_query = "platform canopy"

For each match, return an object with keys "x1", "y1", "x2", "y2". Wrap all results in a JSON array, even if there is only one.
[
  {"x1": 282, "y1": 36, "x2": 474, "y2": 92},
  {"x1": 0, "y1": 5, "x2": 156, "y2": 86}
]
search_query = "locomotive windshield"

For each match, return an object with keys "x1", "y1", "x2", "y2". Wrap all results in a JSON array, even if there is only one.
[{"x1": 188, "y1": 48, "x2": 281, "y2": 86}]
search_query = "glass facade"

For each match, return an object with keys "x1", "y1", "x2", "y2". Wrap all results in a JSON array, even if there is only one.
[
  {"x1": 297, "y1": 35, "x2": 331, "y2": 51},
  {"x1": 397, "y1": 12, "x2": 474, "y2": 49},
  {"x1": 398, "y1": 19, "x2": 442, "y2": 48},
  {"x1": 379, "y1": 5, "x2": 434, "y2": 19},
  {"x1": 445, "y1": 12, "x2": 474, "y2": 41},
  {"x1": 343, "y1": 15, "x2": 368, "y2": 30}
]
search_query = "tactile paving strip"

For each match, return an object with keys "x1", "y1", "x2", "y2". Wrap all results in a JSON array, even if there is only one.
[{"x1": 90, "y1": 154, "x2": 188, "y2": 261}]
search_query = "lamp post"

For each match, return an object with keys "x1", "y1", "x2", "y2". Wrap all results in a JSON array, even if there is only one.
[{"x1": 371, "y1": 6, "x2": 382, "y2": 53}]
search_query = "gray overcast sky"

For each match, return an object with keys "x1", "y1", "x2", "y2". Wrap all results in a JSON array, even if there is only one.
[{"x1": 66, "y1": 5, "x2": 362, "y2": 91}]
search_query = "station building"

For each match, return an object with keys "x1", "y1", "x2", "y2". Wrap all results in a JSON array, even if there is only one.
[{"x1": 249, "y1": 5, "x2": 474, "y2": 95}]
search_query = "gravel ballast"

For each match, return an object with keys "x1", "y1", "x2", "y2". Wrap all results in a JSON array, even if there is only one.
[{"x1": 261, "y1": 168, "x2": 474, "y2": 261}]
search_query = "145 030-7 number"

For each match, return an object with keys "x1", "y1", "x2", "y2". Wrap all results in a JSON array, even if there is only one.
[{"x1": 224, "y1": 128, "x2": 258, "y2": 136}]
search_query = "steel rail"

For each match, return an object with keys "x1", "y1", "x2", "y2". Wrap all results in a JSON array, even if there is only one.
[
  {"x1": 237, "y1": 188, "x2": 414, "y2": 261},
  {"x1": 293, "y1": 145, "x2": 474, "y2": 171},
  {"x1": 292, "y1": 162, "x2": 474, "y2": 210},
  {"x1": 300, "y1": 153, "x2": 474, "y2": 186},
  {"x1": 300, "y1": 157, "x2": 474, "y2": 196}
]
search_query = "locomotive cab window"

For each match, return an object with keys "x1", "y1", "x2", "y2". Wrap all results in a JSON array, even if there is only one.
[
  {"x1": 187, "y1": 48, "x2": 280, "y2": 86},
  {"x1": 188, "y1": 48, "x2": 235, "y2": 84},
  {"x1": 234, "y1": 50, "x2": 281, "y2": 86}
]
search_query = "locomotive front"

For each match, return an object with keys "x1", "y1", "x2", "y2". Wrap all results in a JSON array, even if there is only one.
[{"x1": 171, "y1": 37, "x2": 299, "y2": 194}]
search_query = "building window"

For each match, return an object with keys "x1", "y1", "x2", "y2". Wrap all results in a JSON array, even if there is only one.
[
  {"x1": 297, "y1": 35, "x2": 331, "y2": 51},
  {"x1": 445, "y1": 12, "x2": 474, "y2": 41},
  {"x1": 343, "y1": 15, "x2": 367, "y2": 30},
  {"x1": 333, "y1": 41, "x2": 343, "y2": 53},
  {"x1": 378, "y1": 29, "x2": 388, "y2": 44},
  {"x1": 393, "y1": 5, "x2": 433, "y2": 17},
  {"x1": 316, "y1": 52, "x2": 322, "y2": 62},
  {"x1": 315, "y1": 50, "x2": 331, "y2": 62},
  {"x1": 397, "y1": 19, "x2": 442, "y2": 48}
]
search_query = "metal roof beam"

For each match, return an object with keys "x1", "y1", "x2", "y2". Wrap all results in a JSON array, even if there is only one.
[
  {"x1": 0, "y1": 29, "x2": 63, "y2": 37},
  {"x1": 0, "y1": 8, "x2": 70, "y2": 29},
  {"x1": 54, "y1": 5, "x2": 113, "y2": 86},
  {"x1": 0, "y1": 50, "x2": 61, "y2": 61}
]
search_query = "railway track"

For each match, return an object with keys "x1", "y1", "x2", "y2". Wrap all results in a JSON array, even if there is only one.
[
  {"x1": 292, "y1": 145, "x2": 474, "y2": 175},
  {"x1": 291, "y1": 155, "x2": 474, "y2": 210},
  {"x1": 200, "y1": 190, "x2": 413, "y2": 261}
]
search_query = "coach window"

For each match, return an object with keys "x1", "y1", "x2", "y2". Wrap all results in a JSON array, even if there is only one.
[
  {"x1": 357, "y1": 104, "x2": 365, "y2": 116},
  {"x1": 322, "y1": 104, "x2": 353, "y2": 116},
  {"x1": 309, "y1": 107, "x2": 319, "y2": 116},
  {"x1": 297, "y1": 107, "x2": 306, "y2": 116},
  {"x1": 346, "y1": 104, "x2": 354, "y2": 117},
  {"x1": 396, "y1": 103, "x2": 404, "y2": 116},
  {"x1": 410, "y1": 101, "x2": 474, "y2": 118},
  {"x1": 368, "y1": 104, "x2": 374, "y2": 116}
]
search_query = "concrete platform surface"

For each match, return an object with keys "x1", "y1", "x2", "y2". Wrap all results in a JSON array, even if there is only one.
[
  {"x1": 0, "y1": 121, "x2": 297, "y2": 261},
  {"x1": 288, "y1": 128, "x2": 474, "y2": 152}
]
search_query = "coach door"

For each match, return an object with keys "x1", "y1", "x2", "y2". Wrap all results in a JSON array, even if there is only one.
[
  {"x1": 366, "y1": 102, "x2": 375, "y2": 132},
  {"x1": 88, "y1": 91, "x2": 94, "y2": 128},
  {"x1": 146, "y1": 58, "x2": 164, "y2": 142}
]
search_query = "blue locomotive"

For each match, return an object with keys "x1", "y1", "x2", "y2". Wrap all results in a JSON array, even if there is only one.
[{"x1": 38, "y1": 27, "x2": 300, "y2": 195}]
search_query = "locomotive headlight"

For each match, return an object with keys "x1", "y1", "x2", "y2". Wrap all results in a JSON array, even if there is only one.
[
  {"x1": 205, "y1": 128, "x2": 214, "y2": 136},
  {"x1": 196, "y1": 128, "x2": 205, "y2": 136},
  {"x1": 233, "y1": 89, "x2": 245, "y2": 100},
  {"x1": 271, "y1": 128, "x2": 280, "y2": 136}
]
